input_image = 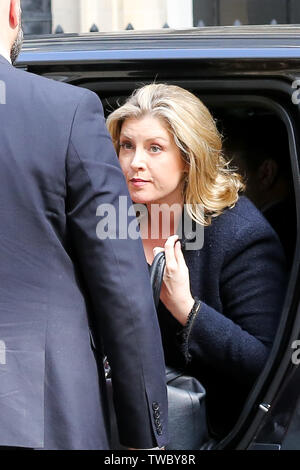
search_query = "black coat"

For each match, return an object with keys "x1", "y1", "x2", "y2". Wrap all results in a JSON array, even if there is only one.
[{"x1": 157, "y1": 196, "x2": 287, "y2": 438}]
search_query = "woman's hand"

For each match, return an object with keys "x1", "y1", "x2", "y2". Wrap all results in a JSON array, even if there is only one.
[{"x1": 153, "y1": 235, "x2": 194, "y2": 326}]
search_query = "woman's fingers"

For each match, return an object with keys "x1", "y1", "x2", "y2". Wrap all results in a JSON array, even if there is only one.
[
  {"x1": 153, "y1": 236, "x2": 184, "y2": 274},
  {"x1": 174, "y1": 239, "x2": 185, "y2": 265},
  {"x1": 164, "y1": 235, "x2": 179, "y2": 273}
]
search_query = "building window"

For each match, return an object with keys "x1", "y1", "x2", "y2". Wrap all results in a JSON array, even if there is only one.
[
  {"x1": 22, "y1": 0, "x2": 52, "y2": 35},
  {"x1": 193, "y1": 0, "x2": 292, "y2": 26}
]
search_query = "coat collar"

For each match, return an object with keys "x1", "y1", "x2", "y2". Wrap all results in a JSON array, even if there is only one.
[{"x1": 0, "y1": 52, "x2": 12, "y2": 66}]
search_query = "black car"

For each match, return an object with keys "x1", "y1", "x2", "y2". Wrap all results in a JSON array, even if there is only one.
[{"x1": 17, "y1": 25, "x2": 300, "y2": 450}]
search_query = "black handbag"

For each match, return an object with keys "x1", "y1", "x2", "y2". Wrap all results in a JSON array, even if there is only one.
[
  {"x1": 149, "y1": 251, "x2": 208, "y2": 450},
  {"x1": 105, "y1": 252, "x2": 208, "y2": 450}
]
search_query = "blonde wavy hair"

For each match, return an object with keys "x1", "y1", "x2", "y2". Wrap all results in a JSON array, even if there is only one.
[{"x1": 107, "y1": 83, "x2": 245, "y2": 226}]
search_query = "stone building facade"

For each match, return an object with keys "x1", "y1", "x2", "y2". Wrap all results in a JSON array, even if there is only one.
[{"x1": 21, "y1": 0, "x2": 300, "y2": 36}]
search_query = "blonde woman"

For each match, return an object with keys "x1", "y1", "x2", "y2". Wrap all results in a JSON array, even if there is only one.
[{"x1": 107, "y1": 84, "x2": 287, "y2": 439}]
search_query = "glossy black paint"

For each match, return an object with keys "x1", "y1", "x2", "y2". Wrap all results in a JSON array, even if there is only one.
[{"x1": 16, "y1": 26, "x2": 300, "y2": 81}]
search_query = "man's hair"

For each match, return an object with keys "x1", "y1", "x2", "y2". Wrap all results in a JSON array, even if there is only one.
[{"x1": 224, "y1": 116, "x2": 290, "y2": 175}]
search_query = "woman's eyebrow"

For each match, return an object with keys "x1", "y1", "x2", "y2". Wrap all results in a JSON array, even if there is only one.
[
  {"x1": 120, "y1": 134, "x2": 169, "y2": 142},
  {"x1": 119, "y1": 133, "x2": 132, "y2": 139},
  {"x1": 145, "y1": 137, "x2": 168, "y2": 142}
]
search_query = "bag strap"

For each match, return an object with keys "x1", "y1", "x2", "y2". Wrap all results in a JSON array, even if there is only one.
[{"x1": 149, "y1": 251, "x2": 166, "y2": 309}]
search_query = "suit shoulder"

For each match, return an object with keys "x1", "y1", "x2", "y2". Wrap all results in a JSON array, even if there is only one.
[{"x1": 11, "y1": 66, "x2": 98, "y2": 106}]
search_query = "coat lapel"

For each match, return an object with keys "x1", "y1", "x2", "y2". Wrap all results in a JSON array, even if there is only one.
[{"x1": 0, "y1": 54, "x2": 11, "y2": 66}]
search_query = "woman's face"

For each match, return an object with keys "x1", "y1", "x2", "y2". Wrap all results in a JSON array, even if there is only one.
[{"x1": 118, "y1": 115, "x2": 186, "y2": 206}]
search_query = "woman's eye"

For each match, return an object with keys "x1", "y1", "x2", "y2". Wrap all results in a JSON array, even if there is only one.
[
  {"x1": 150, "y1": 145, "x2": 162, "y2": 153},
  {"x1": 120, "y1": 142, "x2": 133, "y2": 150}
]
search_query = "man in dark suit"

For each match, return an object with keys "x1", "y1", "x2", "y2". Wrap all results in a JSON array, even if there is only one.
[
  {"x1": 0, "y1": 0, "x2": 168, "y2": 450},
  {"x1": 224, "y1": 116, "x2": 296, "y2": 270}
]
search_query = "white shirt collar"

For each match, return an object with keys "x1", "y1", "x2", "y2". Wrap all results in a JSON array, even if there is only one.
[{"x1": 0, "y1": 44, "x2": 11, "y2": 64}]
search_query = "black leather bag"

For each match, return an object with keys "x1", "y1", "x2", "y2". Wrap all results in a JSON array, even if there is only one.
[
  {"x1": 105, "y1": 252, "x2": 208, "y2": 450},
  {"x1": 149, "y1": 251, "x2": 208, "y2": 450}
]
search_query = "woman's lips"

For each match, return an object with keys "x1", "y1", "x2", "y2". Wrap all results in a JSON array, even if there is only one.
[{"x1": 130, "y1": 178, "x2": 150, "y2": 187}]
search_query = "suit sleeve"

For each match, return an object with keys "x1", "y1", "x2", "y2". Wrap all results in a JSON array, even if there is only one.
[
  {"x1": 184, "y1": 221, "x2": 287, "y2": 386},
  {"x1": 65, "y1": 90, "x2": 168, "y2": 449}
]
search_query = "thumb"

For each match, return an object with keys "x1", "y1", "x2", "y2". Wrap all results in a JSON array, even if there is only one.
[{"x1": 153, "y1": 247, "x2": 165, "y2": 257}]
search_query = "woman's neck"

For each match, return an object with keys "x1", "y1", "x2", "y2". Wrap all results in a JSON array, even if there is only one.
[{"x1": 139, "y1": 201, "x2": 183, "y2": 243}]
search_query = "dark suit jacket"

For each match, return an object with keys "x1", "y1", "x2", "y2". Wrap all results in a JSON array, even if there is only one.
[
  {"x1": 262, "y1": 196, "x2": 296, "y2": 271},
  {"x1": 157, "y1": 196, "x2": 287, "y2": 438},
  {"x1": 0, "y1": 55, "x2": 168, "y2": 450}
]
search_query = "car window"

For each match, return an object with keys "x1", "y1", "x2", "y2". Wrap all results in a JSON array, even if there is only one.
[{"x1": 220, "y1": 109, "x2": 296, "y2": 271}]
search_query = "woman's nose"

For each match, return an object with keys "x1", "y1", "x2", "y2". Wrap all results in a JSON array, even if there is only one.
[{"x1": 130, "y1": 148, "x2": 146, "y2": 170}]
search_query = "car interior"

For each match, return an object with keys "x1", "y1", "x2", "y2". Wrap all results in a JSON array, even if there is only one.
[{"x1": 81, "y1": 81, "x2": 298, "y2": 448}]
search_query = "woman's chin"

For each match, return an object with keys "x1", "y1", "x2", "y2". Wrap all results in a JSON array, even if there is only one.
[
  {"x1": 132, "y1": 198, "x2": 149, "y2": 205},
  {"x1": 130, "y1": 193, "x2": 151, "y2": 205}
]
